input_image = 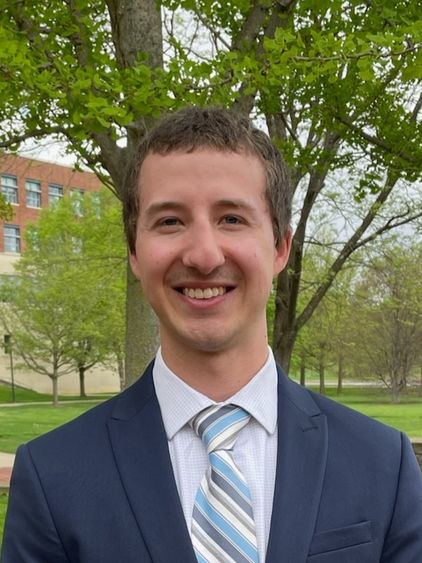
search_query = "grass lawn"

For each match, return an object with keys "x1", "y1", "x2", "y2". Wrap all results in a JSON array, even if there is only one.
[
  {"x1": 0, "y1": 385, "x2": 420, "y2": 455},
  {"x1": 310, "y1": 386, "x2": 422, "y2": 438},
  {"x1": 0, "y1": 402, "x2": 103, "y2": 453},
  {"x1": 0, "y1": 493, "x2": 7, "y2": 546},
  {"x1": 0, "y1": 385, "x2": 51, "y2": 403},
  {"x1": 0, "y1": 383, "x2": 113, "y2": 405}
]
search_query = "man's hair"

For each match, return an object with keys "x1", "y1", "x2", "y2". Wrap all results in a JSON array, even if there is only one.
[{"x1": 123, "y1": 106, "x2": 292, "y2": 253}]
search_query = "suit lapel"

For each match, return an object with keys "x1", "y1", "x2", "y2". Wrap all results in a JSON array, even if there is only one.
[
  {"x1": 107, "y1": 364, "x2": 197, "y2": 563},
  {"x1": 266, "y1": 367, "x2": 328, "y2": 563}
]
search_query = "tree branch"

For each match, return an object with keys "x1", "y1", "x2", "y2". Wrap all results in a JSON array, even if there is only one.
[
  {"x1": 232, "y1": 0, "x2": 298, "y2": 115},
  {"x1": 295, "y1": 170, "x2": 403, "y2": 332},
  {"x1": 0, "y1": 127, "x2": 66, "y2": 148},
  {"x1": 335, "y1": 115, "x2": 422, "y2": 167},
  {"x1": 290, "y1": 45, "x2": 418, "y2": 63}
]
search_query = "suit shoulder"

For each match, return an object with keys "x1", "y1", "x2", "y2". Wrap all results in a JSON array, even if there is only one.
[
  {"x1": 26, "y1": 369, "x2": 154, "y2": 458},
  {"x1": 27, "y1": 393, "x2": 118, "y2": 454},
  {"x1": 305, "y1": 386, "x2": 406, "y2": 460},
  {"x1": 278, "y1": 367, "x2": 403, "y2": 450}
]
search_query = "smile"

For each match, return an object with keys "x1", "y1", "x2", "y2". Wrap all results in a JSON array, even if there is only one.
[{"x1": 182, "y1": 287, "x2": 227, "y2": 299}]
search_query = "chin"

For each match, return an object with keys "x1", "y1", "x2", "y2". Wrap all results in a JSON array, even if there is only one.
[{"x1": 179, "y1": 330, "x2": 234, "y2": 354}]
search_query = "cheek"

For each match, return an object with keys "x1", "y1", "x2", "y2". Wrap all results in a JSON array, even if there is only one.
[
  {"x1": 238, "y1": 249, "x2": 274, "y2": 294},
  {"x1": 135, "y1": 244, "x2": 177, "y2": 282}
]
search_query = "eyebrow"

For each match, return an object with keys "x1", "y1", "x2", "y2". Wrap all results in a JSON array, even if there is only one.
[
  {"x1": 142, "y1": 201, "x2": 186, "y2": 220},
  {"x1": 215, "y1": 198, "x2": 258, "y2": 215},
  {"x1": 143, "y1": 198, "x2": 259, "y2": 217}
]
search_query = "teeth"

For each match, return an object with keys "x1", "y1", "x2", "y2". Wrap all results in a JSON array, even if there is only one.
[{"x1": 183, "y1": 287, "x2": 226, "y2": 299}]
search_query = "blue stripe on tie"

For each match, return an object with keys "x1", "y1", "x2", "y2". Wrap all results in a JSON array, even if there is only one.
[
  {"x1": 196, "y1": 487, "x2": 258, "y2": 561},
  {"x1": 194, "y1": 551, "x2": 208, "y2": 563},
  {"x1": 210, "y1": 452, "x2": 251, "y2": 500},
  {"x1": 202, "y1": 408, "x2": 248, "y2": 448},
  {"x1": 193, "y1": 506, "x2": 252, "y2": 563}
]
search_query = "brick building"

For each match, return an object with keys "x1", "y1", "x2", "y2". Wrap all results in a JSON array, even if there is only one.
[
  {"x1": 0, "y1": 154, "x2": 102, "y2": 255},
  {"x1": 0, "y1": 154, "x2": 119, "y2": 395}
]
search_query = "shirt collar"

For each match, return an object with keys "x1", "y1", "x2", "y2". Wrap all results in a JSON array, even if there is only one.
[{"x1": 153, "y1": 347, "x2": 278, "y2": 440}]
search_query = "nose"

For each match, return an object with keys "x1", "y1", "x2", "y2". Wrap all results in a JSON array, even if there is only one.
[{"x1": 182, "y1": 224, "x2": 225, "y2": 274}]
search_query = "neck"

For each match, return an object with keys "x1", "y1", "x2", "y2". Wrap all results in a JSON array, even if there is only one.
[{"x1": 160, "y1": 340, "x2": 269, "y2": 402}]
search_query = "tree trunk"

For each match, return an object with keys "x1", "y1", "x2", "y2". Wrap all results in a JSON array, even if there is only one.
[
  {"x1": 337, "y1": 351, "x2": 344, "y2": 395},
  {"x1": 391, "y1": 370, "x2": 401, "y2": 403},
  {"x1": 51, "y1": 376, "x2": 59, "y2": 407},
  {"x1": 104, "y1": 0, "x2": 163, "y2": 387},
  {"x1": 300, "y1": 353, "x2": 306, "y2": 387},
  {"x1": 79, "y1": 366, "x2": 87, "y2": 398},
  {"x1": 272, "y1": 265, "x2": 296, "y2": 372},
  {"x1": 116, "y1": 352, "x2": 125, "y2": 391},
  {"x1": 125, "y1": 261, "x2": 160, "y2": 385},
  {"x1": 319, "y1": 350, "x2": 326, "y2": 396}
]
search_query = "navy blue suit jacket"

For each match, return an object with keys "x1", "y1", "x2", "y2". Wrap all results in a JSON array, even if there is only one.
[{"x1": 2, "y1": 363, "x2": 422, "y2": 562}]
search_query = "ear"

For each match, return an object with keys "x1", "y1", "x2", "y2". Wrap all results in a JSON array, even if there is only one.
[
  {"x1": 129, "y1": 250, "x2": 142, "y2": 281},
  {"x1": 273, "y1": 228, "x2": 292, "y2": 276}
]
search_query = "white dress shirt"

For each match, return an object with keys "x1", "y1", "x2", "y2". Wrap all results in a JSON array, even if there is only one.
[{"x1": 153, "y1": 347, "x2": 278, "y2": 562}]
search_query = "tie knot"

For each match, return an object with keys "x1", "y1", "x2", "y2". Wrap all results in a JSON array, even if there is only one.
[{"x1": 192, "y1": 404, "x2": 250, "y2": 454}]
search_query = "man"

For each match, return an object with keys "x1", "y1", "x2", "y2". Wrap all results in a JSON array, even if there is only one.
[{"x1": 2, "y1": 107, "x2": 421, "y2": 562}]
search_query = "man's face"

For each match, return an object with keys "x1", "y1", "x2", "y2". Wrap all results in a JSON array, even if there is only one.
[{"x1": 129, "y1": 149, "x2": 291, "y2": 359}]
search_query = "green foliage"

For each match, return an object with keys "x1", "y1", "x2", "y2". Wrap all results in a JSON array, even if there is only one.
[
  {"x1": 0, "y1": 194, "x2": 13, "y2": 221},
  {"x1": 0, "y1": 191, "x2": 126, "y2": 403},
  {"x1": 293, "y1": 237, "x2": 422, "y2": 400},
  {"x1": 350, "y1": 241, "x2": 422, "y2": 400},
  {"x1": 0, "y1": 0, "x2": 421, "y2": 376}
]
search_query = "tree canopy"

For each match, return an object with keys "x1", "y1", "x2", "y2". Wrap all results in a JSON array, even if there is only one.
[
  {"x1": 0, "y1": 191, "x2": 126, "y2": 404},
  {"x1": 1, "y1": 0, "x2": 421, "y2": 380}
]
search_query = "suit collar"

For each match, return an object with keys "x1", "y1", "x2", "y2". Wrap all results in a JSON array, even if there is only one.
[
  {"x1": 266, "y1": 365, "x2": 328, "y2": 562},
  {"x1": 108, "y1": 363, "x2": 197, "y2": 563}
]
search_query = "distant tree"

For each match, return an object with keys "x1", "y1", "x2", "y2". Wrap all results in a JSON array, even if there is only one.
[
  {"x1": 351, "y1": 242, "x2": 422, "y2": 401},
  {"x1": 0, "y1": 192, "x2": 126, "y2": 404}
]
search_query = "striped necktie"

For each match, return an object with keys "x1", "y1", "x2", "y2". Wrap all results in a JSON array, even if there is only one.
[{"x1": 191, "y1": 404, "x2": 259, "y2": 563}]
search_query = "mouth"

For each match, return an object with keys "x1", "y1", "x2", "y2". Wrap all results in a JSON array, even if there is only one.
[{"x1": 178, "y1": 286, "x2": 232, "y2": 300}]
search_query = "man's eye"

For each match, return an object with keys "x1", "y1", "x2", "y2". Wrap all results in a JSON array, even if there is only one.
[
  {"x1": 158, "y1": 217, "x2": 181, "y2": 226},
  {"x1": 223, "y1": 215, "x2": 243, "y2": 224}
]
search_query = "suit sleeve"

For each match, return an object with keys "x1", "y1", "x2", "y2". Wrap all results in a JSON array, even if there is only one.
[
  {"x1": 0, "y1": 444, "x2": 69, "y2": 563},
  {"x1": 381, "y1": 433, "x2": 422, "y2": 562}
]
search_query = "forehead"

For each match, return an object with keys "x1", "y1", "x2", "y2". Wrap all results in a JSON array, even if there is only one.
[{"x1": 138, "y1": 149, "x2": 266, "y2": 201}]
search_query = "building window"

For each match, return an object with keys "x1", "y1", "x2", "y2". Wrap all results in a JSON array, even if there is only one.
[
  {"x1": 25, "y1": 179, "x2": 42, "y2": 208},
  {"x1": 1, "y1": 175, "x2": 18, "y2": 204},
  {"x1": 4, "y1": 225, "x2": 21, "y2": 253},
  {"x1": 48, "y1": 183, "x2": 63, "y2": 205},
  {"x1": 70, "y1": 188, "x2": 85, "y2": 216}
]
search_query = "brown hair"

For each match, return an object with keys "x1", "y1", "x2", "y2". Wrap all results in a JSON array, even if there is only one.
[{"x1": 123, "y1": 106, "x2": 291, "y2": 253}]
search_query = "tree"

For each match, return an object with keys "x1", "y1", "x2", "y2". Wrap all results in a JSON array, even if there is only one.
[
  {"x1": 1, "y1": 1, "x2": 421, "y2": 382},
  {"x1": 350, "y1": 241, "x2": 422, "y2": 401},
  {"x1": 0, "y1": 191, "x2": 126, "y2": 404},
  {"x1": 0, "y1": 0, "x2": 164, "y2": 383}
]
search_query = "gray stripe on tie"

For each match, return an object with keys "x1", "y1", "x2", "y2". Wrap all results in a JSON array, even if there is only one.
[
  {"x1": 196, "y1": 405, "x2": 238, "y2": 439},
  {"x1": 192, "y1": 521, "x2": 233, "y2": 562},
  {"x1": 193, "y1": 505, "x2": 252, "y2": 563},
  {"x1": 209, "y1": 471, "x2": 255, "y2": 529}
]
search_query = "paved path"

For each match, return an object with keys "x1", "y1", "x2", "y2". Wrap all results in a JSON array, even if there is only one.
[
  {"x1": 0, "y1": 452, "x2": 14, "y2": 490},
  {"x1": 0, "y1": 399, "x2": 102, "y2": 408}
]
